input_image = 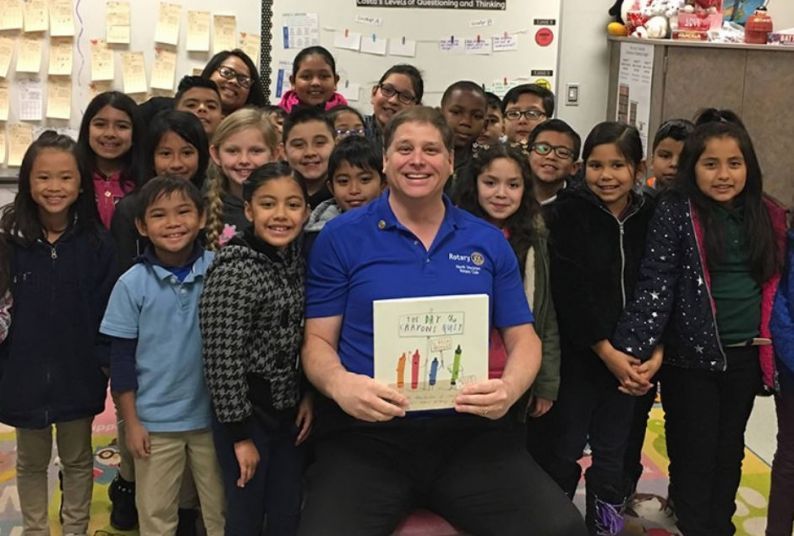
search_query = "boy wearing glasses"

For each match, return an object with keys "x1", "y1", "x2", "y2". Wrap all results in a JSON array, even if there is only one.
[
  {"x1": 527, "y1": 119, "x2": 581, "y2": 206},
  {"x1": 502, "y1": 84, "x2": 555, "y2": 144}
]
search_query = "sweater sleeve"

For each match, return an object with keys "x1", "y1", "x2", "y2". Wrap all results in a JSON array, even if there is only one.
[
  {"x1": 528, "y1": 239, "x2": 560, "y2": 401},
  {"x1": 110, "y1": 196, "x2": 143, "y2": 274},
  {"x1": 93, "y1": 234, "x2": 120, "y2": 368},
  {"x1": 0, "y1": 291, "x2": 11, "y2": 344},
  {"x1": 110, "y1": 336, "x2": 138, "y2": 393},
  {"x1": 200, "y1": 257, "x2": 258, "y2": 441},
  {"x1": 772, "y1": 253, "x2": 794, "y2": 375},
  {"x1": 612, "y1": 197, "x2": 683, "y2": 361},
  {"x1": 549, "y1": 209, "x2": 616, "y2": 349}
]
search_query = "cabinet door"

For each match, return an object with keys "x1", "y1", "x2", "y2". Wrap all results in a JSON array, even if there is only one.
[
  {"x1": 662, "y1": 47, "x2": 745, "y2": 120},
  {"x1": 742, "y1": 51, "x2": 794, "y2": 207}
]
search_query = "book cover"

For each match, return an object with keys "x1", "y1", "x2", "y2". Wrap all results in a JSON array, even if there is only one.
[{"x1": 373, "y1": 294, "x2": 489, "y2": 411}]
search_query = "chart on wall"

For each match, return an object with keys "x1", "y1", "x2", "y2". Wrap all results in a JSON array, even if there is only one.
[
  {"x1": 265, "y1": 0, "x2": 562, "y2": 111},
  {"x1": 616, "y1": 41, "x2": 654, "y2": 153}
]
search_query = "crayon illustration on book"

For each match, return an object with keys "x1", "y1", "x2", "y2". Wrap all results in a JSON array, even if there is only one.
[{"x1": 373, "y1": 294, "x2": 489, "y2": 411}]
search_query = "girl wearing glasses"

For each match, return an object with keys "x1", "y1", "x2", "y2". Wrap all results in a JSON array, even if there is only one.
[
  {"x1": 279, "y1": 46, "x2": 348, "y2": 113},
  {"x1": 365, "y1": 64, "x2": 424, "y2": 150},
  {"x1": 202, "y1": 49, "x2": 266, "y2": 115},
  {"x1": 327, "y1": 105, "x2": 366, "y2": 140}
]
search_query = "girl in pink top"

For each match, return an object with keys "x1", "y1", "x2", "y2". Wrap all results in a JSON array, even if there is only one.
[
  {"x1": 278, "y1": 46, "x2": 348, "y2": 113},
  {"x1": 78, "y1": 92, "x2": 143, "y2": 228}
]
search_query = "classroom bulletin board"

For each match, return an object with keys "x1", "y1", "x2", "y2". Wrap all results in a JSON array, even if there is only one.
[
  {"x1": 0, "y1": 0, "x2": 263, "y2": 180},
  {"x1": 0, "y1": 0, "x2": 563, "y2": 180},
  {"x1": 265, "y1": 0, "x2": 562, "y2": 114}
]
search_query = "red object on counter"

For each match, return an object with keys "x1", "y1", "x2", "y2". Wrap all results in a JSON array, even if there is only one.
[{"x1": 745, "y1": 7, "x2": 774, "y2": 45}]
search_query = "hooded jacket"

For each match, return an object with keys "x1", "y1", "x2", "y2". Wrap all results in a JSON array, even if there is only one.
[
  {"x1": 548, "y1": 185, "x2": 655, "y2": 381},
  {"x1": 200, "y1": 229, "x2": 304, "y2": 441},
  {"x1": 613, "y1": 194, "x2": 787, "y2": 390},
  {"x1": 0, "y1": 226, "x2": 117, "y2": 428},
  {"x1": 277, "y1": 89, "x2": 349, "y2": 114}
]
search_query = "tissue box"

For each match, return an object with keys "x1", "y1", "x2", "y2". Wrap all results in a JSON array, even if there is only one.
[{"x1": 769, "y1": 31, "x2": 794, "y2": 46}]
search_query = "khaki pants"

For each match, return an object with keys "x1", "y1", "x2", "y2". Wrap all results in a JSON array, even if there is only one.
[
  {"x1": 16, "y1": 417, "x2": 94, "y2": 536},
  {"x1": 134, "y1": 429, "x2": 225, "y2": 536},
  {"x1": 116, "y1": 402, "x2": 198, "y2": 509}
]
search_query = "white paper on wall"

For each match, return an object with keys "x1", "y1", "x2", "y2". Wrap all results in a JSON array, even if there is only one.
[
  {"x1": 333, "y1": 30, "x2": 361, "y2": 51},
  {"x1": 360, "y1": 34, "x2": 387, "y2": 56},
  {"x1": 388, "y1": 37, "x2": 416, "y2": 58}
]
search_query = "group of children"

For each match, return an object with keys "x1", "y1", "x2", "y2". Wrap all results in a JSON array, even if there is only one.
[{"x1": 0, "y1": 42, "x2": 792, "y2": 536}]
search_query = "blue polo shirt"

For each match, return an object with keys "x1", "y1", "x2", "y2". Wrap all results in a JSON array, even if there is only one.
[
  {"x1": 306, "y1": 191, "x2": 533, "y2": 377},
  {"x1": 100, "y1": 250, "x2": 215, "y2": 432}
]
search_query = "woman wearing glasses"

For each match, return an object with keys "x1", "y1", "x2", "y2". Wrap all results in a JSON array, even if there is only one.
[
  {"x1": 365, "y1": 64, "x2": 424, "y2": 150},
  {"x1": 202, "y1": 49, "x2": 267, "y2": 115}
]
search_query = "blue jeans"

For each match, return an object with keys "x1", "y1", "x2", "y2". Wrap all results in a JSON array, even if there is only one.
[{"x1": 212, "y1": 411, "x2": 305, "y2": 536}]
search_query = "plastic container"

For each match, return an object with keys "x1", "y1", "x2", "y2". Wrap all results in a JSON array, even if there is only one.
[{"x1": 745, "y1": 7, "x2": 774, "y2": 45}]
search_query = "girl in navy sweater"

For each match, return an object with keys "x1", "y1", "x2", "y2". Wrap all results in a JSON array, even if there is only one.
[
  {"x1": 0, "y1": 132, "x2": 116, "y2": 534},
  {"x1": 546, "y1": 122, "x2": 656, "y2": 535}
]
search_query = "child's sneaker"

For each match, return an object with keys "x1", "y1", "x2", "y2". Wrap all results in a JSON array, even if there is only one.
[{"x1": 108, "y1": 473, "x2": 138, "y2": 530}]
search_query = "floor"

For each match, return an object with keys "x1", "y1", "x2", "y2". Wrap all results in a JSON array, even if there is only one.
[{"x1": 0, "y1": 394, "x2": 782, "y2": 535}]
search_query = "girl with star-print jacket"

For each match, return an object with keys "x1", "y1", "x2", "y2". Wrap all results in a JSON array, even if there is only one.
[
  {"x1": 612, "y1": 191, "x2": 787, "y2": 390},
  {"x1": 611, "y1": 120, "x2": 787, "y2": 536}
]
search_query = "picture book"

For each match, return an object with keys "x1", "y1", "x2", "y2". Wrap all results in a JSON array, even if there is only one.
[{"x1": 373, "y1": 294, "x2": 489, "y2": 411}]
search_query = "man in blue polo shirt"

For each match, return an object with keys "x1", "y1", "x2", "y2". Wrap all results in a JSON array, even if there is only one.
[{"x1": 299, "y1": 107, "x2": 587, "y2": 536}]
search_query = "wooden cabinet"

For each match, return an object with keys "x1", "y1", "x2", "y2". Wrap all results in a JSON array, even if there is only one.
[{"x1": 607, "y1": 37, "x2": 794, "y2": 208}]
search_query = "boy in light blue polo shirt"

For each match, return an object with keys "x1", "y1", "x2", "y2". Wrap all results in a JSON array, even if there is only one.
[{"x1": 101, "y1": 177, "x2": 225, "y2": 536}]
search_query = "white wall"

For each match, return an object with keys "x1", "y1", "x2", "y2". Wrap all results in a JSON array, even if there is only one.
[
  {"x1": 556, "y1": 0, "x2": 613, "y2": 141},
  {"x1": 0, "y1": 186, "x2": 15, "y2": 207},
  {"x1": 768, "y1": 2, "x2": 794, "y2": 28},
  {"x1": 269, "y1": 0, "x2": 562, "y2": 111}
]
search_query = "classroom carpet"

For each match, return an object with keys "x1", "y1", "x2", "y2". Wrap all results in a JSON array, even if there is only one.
[{"x1": 0, "y1": 400, "x2": 774, "y2": 535}]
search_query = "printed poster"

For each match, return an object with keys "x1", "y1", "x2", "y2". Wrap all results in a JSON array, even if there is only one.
[
  {"x1": 616, "y1": 41, "x2": 655, "y2": 153},
  {"x1": 281, "y1": 12, "x2": 319, "y2": 50},
  {"x1": 373, "y1": 294, "x2": 489, "y2": 411}
]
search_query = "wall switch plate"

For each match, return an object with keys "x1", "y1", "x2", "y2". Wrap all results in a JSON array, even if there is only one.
[{"x1": 566, "y1": 83, "x2": 579, "y2": 106}]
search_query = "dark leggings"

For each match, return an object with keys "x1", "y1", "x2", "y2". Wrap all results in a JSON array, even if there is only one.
[
  {"x1": 767, "y1": 372, "x2": 794, "y2": 536},
  {"x1": 662, "y1": 348, "x2": 761, "y2": 536},
  {"x1": 212, "y1": 413, "x2": 305, "y2": 536}
]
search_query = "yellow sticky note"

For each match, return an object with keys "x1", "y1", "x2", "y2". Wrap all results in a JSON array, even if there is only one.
[
  {"x1": 0, "y1": 0, "x2": 24, "y2": 30},
  {"x1": 150, "y1": 47, "x2": 176, "y2": 91},
  {"x1": 8, "y1": 123, "x2": 34, "y2": 167},
  {"x1": 186, "y1": 10, "x2": 209, "y2": 52},
  {"x1": 212, "y1": 14, "x2": 236, "y2": 55},
  {"x1": 0, "y1": 36, "x2": 14, "y2": 78},
  {"x1": 121, "y1": 51, "x2": 146, "y2": 94},
  {"x1": 46, "y1": 76, "x2": 71, "y2": 119},
  {"x1": 48, "y1": 36, "x2": 72, "y2": 76},
  {"x1": 239, "y1": 32, "x2": 260, "y2": 67},
  {"x1": 90, "y1": 39, "x2": 113, "y2": 81},
  {"x1": 17, "y1": 34, "x2": 43, "y2": 73},
  {"x1": 155, "y1": 2, "x2": 180, "y2": 46},
  {"x1": 23, "y1": 0, "x2": 47, "y2": 32},
  {"x1": 0, "y1": 79, "x2": 9, "y2": 121},
  {"x1": 0, "y1": 126, "x2": 6, "y2": 166},
  {"x1": 90, "y1": 80, "x2": 113, "y2": 98},
  {"x1": 106, "y1": 1, "x2": 130, "y2": 44},
  {"x1": 49, "y1": 0, "x2": 74, "y2": 37}
]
